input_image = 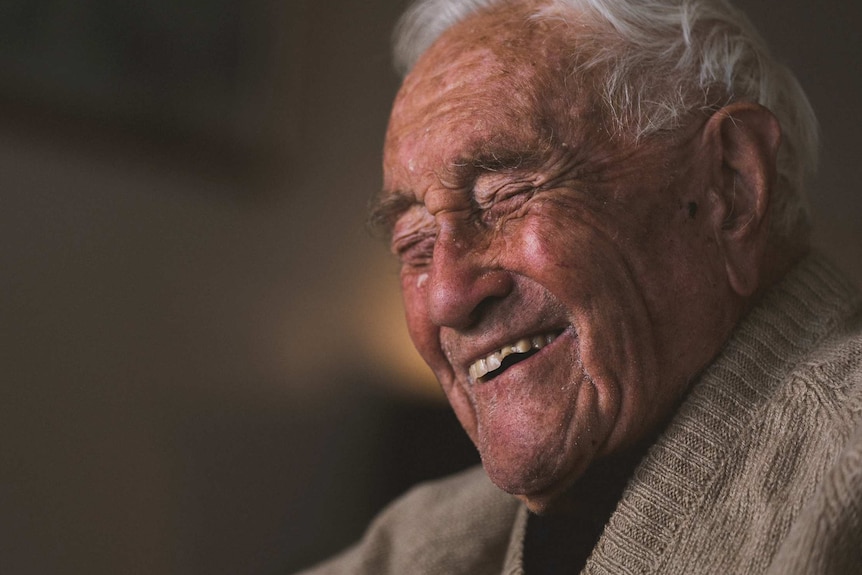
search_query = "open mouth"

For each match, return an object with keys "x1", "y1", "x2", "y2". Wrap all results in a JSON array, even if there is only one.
[{"x1": 469, "y1": 331, "x2": 563, "y2": 383}]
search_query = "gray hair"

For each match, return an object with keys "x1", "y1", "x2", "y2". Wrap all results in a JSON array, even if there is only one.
[{"x1": 393, "y1": 0, "x2": 818, "y2": 241}]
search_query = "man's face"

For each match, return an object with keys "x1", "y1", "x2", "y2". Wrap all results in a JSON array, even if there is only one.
[{"x1": 380, "y1": 7, "x2": 741, "y2": 512}]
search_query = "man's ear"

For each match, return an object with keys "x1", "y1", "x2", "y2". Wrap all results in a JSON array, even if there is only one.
[{"x1": 702, "y1": 101, "x2": 781, "y2": 297}]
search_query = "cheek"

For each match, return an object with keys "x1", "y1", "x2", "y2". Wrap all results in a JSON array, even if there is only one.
[
  {"x1": 400, "y1": 273, "x2": 447, "y2": 370},
  {"x1": 400, "y1": 270, "x2": 479, "y2": 442},
  {"x1": 504, "y1": 211, "x2": 593, "y2": 292},
  {"x1": 508, "y1": 212, "x2": 666, "y2": 446}
]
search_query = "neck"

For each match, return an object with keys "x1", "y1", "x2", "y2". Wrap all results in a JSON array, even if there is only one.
[{"x1": 523, "y1": 442, "x2": 653, "y2": 574}]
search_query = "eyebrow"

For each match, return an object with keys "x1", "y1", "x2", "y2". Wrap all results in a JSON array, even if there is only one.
[
  {"x1": 446, "y1": 148, "x2": 543, "y2": 183},
  {"x1": 468, "y1": 150, "x2": 541, "y2": 172}
]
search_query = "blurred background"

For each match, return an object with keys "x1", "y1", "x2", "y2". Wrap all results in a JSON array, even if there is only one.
[{"x1": 1, "y1": 1, "x2": 859, "y2": 573}]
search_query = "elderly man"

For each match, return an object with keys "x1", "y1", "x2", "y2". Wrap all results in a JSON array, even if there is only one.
[{"x1": 300, "y1": 0, "x2": 862, "y2": 573}]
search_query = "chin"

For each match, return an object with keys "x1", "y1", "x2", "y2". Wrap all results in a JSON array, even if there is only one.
[
  {"x1": 482, "y1": 454, "x2": 587, "y2": 515},
  {"x1": 516, "y1": 491, "x2": 567, "y2": 515}
]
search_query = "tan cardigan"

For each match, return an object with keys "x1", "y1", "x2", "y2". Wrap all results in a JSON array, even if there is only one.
[{"x1": 298, "y1": 256, "x2": 862, "y2": 574}]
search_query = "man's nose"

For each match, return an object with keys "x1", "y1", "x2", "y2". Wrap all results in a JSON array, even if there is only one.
[{"x1": 426, "y1": 229, "x2": 513, "y2": 329}]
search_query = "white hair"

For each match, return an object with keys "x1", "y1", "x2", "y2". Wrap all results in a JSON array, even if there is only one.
[{"x1": 392, "y1": 0, "x2": 818, "y2": 241}]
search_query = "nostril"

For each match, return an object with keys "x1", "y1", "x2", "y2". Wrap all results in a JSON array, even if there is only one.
[
  {"x1": 427, "y1": 265, "x2": 514, "y2": 329},
  {"x1": 469, "y1": 292, "x2": 510, "y2": 325},
  {"x1": 426, "y1": 226, "x2": 513, "y2": 328}
]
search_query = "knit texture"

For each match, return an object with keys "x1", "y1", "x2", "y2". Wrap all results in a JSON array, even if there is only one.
[
  {"x1": 578, "y1": 256, "x2": 862, "y2": 575},
  {"x1": 296, "y1": 256, "x2": 862, "y2": 574},
  {"x1": 298, "y1": 466, "x2": 520, "y2": 574}
]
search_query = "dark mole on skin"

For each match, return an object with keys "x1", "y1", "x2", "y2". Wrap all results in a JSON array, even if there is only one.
[{"x1": 688, "y1": 202, "x2": 699, "y2": 219}]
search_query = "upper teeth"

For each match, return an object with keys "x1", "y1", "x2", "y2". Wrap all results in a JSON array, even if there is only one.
[{"x1": 468, "y1": 333, "x2": 558, "y2": 382}]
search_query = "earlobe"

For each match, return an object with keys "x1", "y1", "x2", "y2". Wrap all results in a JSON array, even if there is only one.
[{"x1": 702, "y1": 102, "x2": 782, "y2": 297}]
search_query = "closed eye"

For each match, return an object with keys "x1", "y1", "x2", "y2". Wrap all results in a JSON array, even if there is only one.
[
  {"x1": 480, "y1": 188, "x2": 534, "y2": 226},
  {"x1": 391, "y1": 204, "x2": 437, "y2": 268},
  {"x1": 394, "y1": 234, "x2": 436, "y2": 268}
]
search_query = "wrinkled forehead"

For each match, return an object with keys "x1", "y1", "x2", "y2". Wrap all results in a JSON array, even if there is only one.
[
  {"x1": 383, "y1": 3, "x2": 595, "y2": 182},
  {"x1": 395, "y1": 3, "x2": 557, "y2": 111}
]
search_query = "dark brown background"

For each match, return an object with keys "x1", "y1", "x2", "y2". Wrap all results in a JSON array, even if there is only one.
[{"x1": 1, "y1": 1, "x2": 859, "y2": 573}]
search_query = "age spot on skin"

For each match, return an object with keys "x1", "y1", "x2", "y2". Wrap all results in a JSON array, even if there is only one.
[{"x1": 688, "y1": 202, "x2": 699, "y2": 219}]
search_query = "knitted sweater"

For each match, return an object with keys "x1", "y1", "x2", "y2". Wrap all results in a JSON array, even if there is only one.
[{"x1": 298, "y1": 256, "x2": 862, "y2": 574}]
